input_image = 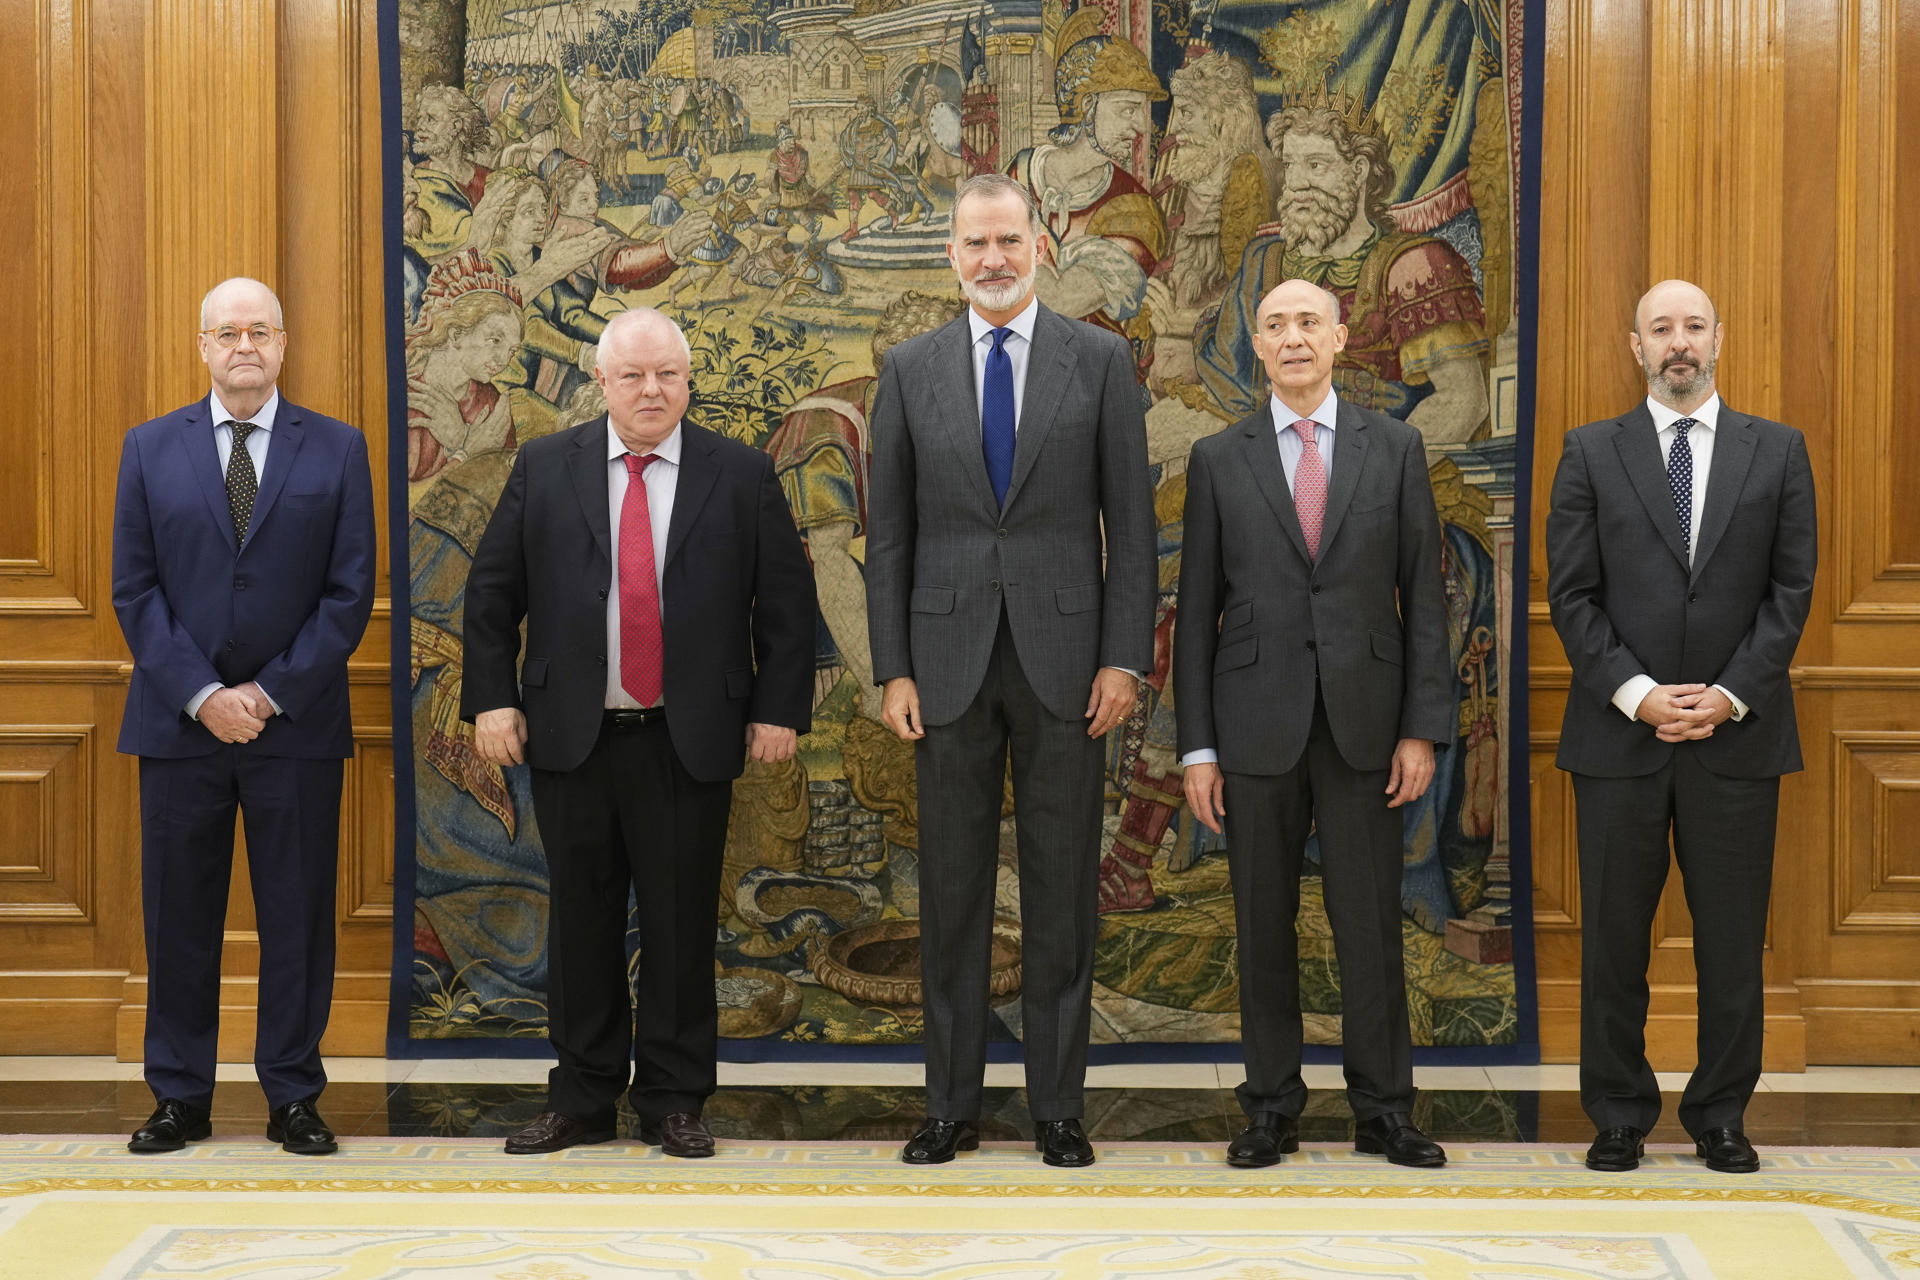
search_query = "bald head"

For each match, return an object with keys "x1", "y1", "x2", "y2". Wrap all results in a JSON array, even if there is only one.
[
  {"x1": 1252, "y1": 278, "x2": 1348, "y2": 413},
  {"x1": 594, "y1": 307, "x2": 692, "y2": 452},
  {"x1": 200, "y1": 277, "x2": 283, "y2": 330},
  {"x1": 1629, "y1": 279, "x2": 1723, "y2": 412},
  {"x1": 598, "y1": 307, "x2": 691, "y2": 366}
]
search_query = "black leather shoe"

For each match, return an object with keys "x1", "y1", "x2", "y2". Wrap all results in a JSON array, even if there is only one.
[
  {"x1": 1585, "y1": 1125, "x2": 1646, "y2": 1172},
  {"x1": 503, "y1": 1111, "x2": 616, "y2": 1155},
  {"x1": 1035, "y1": 1118, "x2": 1096, "y2": 1167},
  {"x1": 639, "y1": 1111, "x2": 715, "y2": 1158},
  {"x1": 901, "y1": 1117, "x2": 979, "y2": 1164},
  {"x1": 266, "y1": 1097, "x2": 337, "y2": 1155},
  {"x1": 128, "y1": 1098, "x2": 211, "y2": 1153},
  {"x1": 1694, "y1": 1127, "x2": 1760, "y2": 1173},
  {"x1": 1227, "y1": 1112, "x2": 1299, "y2": 1168},
  {"x1": 1354, "y1": 1112, "x2": 1446, "y2": 1167}
]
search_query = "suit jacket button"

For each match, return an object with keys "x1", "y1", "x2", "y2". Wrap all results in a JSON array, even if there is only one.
[
  {"x1": 595, "y1": 655, "x2": 606, "y2": 666},
  {"x1": 990, "y1": 580, "x2": 1000, "y2": 591},
  {"x1": 1311, "y1": 583, "x2": 1323, "y2": 595},
  {"x1": 233, "y1": 577, "x2": 246, "y2": 590},
  {"x1": 1688, "y1": 591, "x2": 1698, "y2": 602},
  {"x1": 997, "y1": 528, "x2": 1007, "y2": 539},
  {"x1": 1305, "y1": 640, "x2": 1317, "y2": 651},
  {"x1": 598, "y1": 588, "x2": 608, "y2": 600}
]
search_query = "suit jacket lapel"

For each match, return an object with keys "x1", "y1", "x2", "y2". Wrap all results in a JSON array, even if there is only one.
[
  {"x1": 183, "y1": 400, "x2": 236, "y2": 549},
  {"x1": 1316, "y1": 400, "x2": 1369, "y2": 560},
  {"x1": 241, "y1": 403, "x2": 304, "y2": 555},
  {"x1": 664, "y1": 422, "x2": 719, "y2": 568},
  {"x1": 930, "y1": 314, "x2": 1000, "y2": 514},
  {"x1": 1002, "y1": 305, "x2": 1074, "y2": 512},
  {"x1": 1612, "y1": 407, "x2": 1691, "y2": 571},
  {"x1": 1242, "y1": 405, "x2": 1311, "y2": 566},
  {"x1": 568, "y1": 416, "x2": 614, "y2": 567},
  {"x1": 1689, "y1": 408, "x2": 1757, "y2": 581}
]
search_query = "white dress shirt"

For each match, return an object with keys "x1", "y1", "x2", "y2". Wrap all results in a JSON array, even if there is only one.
[
  {"x1": 966, "y1": 296, "x2": 1039, "y2": 433},
  {"x1": 1609, "y1": 393, "x2": 1748, "y2": 723},
  {"x1": 186, "y1": 389, "x2": 283, "y2": 721},
  {"x1": 605, "y1": 421, "x2": 681, "y2": 709},
  {"x1": 1180, "y1": 388, "x2": 1341, "y2": 769}
]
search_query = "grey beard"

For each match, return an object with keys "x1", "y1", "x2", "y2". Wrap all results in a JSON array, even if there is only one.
[
  {"x1": 1645, "y1": 355, "x2": 1716, "y2": 405},
  {"x1": 961, "y1": 268, "x2": 1034, "y2": 312},
  {"x1": 1279, "y1": 184, "x2": 1357, "y2": 256}
]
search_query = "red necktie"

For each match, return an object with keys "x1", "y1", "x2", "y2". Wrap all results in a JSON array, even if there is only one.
[
  {"x1": 1291, "y1": 419, "x2": 1327, "y2": 559},
  {"x1": 619, "y1": 453, "x2": 664, "y2": 706}
]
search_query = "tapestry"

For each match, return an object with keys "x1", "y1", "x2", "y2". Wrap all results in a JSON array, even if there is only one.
[{"x1": 387, "y1": 0, "x2": 1539, "y2": 1055}]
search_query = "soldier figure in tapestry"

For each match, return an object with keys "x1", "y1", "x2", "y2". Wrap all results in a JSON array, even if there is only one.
[{"x1": 395, "y1": 0, "x2": 1528, "y2": 1058}]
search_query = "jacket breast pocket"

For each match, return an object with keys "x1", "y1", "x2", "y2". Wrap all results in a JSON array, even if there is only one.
[
  {"x1": 911, "y1": 586, "x2": 955, "y2": 614},
  {"x1": 280, "y1": 491, "x2": 332, "y2": 511},
  {"x1": 1214, "y1": 636, "x2": 1258, "y2": 673},
  {"x1": 1369, "y1": 629, "x2": 1403, "y2": 666}
]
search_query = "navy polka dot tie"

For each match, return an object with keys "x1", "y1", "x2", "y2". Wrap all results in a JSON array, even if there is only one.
[
  {"x1": 224, "y1": 421, "x2": 259, "y2": 548},
  {"x1": 1668, "y1": 417, "x2": 1695, "y2": 557}
]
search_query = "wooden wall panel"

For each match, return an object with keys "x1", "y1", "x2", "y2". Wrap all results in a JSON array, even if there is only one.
[{"x1": 1532, "y1": 0, "x2": 1920, "y2": 1067}]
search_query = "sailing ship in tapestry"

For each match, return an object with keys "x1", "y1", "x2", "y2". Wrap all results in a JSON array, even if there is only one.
[{"x1": 399, "y1": 0, "x2": 1529, "y2": 1050}]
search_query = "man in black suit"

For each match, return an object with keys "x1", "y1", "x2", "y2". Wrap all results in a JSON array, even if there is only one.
[
  {"x1": 1547, "y1": 279, "x2": 1816, "y2": 1174},
  {"x1": 463, "y1": 307, "x2": 815, "y2": 1157},
  {"x1": 864, "y1": 174, "x2": 1157, "y2": 1167},
  {"x1": 1175, "y1": 278, "x2": 1453, "y2": 1169}
]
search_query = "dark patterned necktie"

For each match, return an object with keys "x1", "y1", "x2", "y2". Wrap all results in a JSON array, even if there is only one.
[
  {"x1": 225, "y1": 421, "x2": 259, "y2": 548},
  {"x1": 982, "y1": 327, "x2": 1015, "y2": 507},
  {"x1": 1667, "y1": 417, "x2": 1695, "y2": 557}
]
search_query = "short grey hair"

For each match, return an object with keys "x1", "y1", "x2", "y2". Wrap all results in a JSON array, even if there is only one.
[
  {"x1": 949, "y1": 173, "x2": 1044, "y2": 240},
  {"x1": 597, "y1": 307, "x2": 692, "y2": 366},
  {"x1": 200, "y1": 277, "x2": 284, "y2": 329}
]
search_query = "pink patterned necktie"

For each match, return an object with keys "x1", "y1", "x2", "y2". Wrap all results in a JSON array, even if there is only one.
[
  {"x1": 1291, "y1": 419, "x2": 1327, "y2": 559},
  {"x1": 619, "y1": 453, "x2": 664, "y2": 707}
]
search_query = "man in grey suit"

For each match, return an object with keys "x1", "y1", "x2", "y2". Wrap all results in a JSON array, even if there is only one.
[
  {"x1": 866, "y1": 173, "x2": 1156, "y2": 1167},
  {"x1": 1175, "y1": 278, "x2": 1452, "y2": 1169},
  {"x1": 1547, "y1": 279, "x2": 1816, "y2": 1175}
]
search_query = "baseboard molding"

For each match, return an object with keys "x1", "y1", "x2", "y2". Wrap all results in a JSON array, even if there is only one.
[
  {"x1": 0, "y1": 971, "x2": 126, "y2": 1053},
  {"x1": 1537, "y1": 979, "x2": 1807, "y2": 1070},
  {"x1": 113, "y1": 971, "x2": 392, "y2": 1061},
  {"x1": 1798, "y1": 980, "x2": 1920, "y2": 1065}
]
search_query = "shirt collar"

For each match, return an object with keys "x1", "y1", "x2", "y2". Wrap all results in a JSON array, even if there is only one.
[
  {"x1": 968, "y1": 295, "x2": 1040, "y2": 347},
  {"x1": 1270, "y1": 386, "x2": 1339, "y2": 436},
  {"x1": 209, "y1": 388, "x2": 279, "y2": 432},
  {"x1": 1645, "y1": 391, "x2": 1720, "y2": 435},
  {"x1": 607, "y1": 418, "x2": 683, "y2": 466}
]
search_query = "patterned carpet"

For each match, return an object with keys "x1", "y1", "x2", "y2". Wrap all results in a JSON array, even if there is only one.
[{"x1": 2, "y1": 1138, "x2": 1918, "y2": 1278}]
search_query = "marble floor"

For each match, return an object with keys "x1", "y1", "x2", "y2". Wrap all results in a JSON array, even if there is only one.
[{"x1": 2, "y1": 1058, "x2": 1916, "y2": 1148}]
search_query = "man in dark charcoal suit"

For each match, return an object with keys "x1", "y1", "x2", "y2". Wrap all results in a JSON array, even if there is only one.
[
  {"x1": 865, "y1": 173, "x2": 1156, "y2": 1167},
  {"x1": 1175, "y1": 278, "x2": 1453, "y2": 1169},
  {"x1": 1547, "y1": 279, "x2": 1816, "y2": 1174},
  {"x1": 113, "y1": 276, "x2": 376, "y2": 1155},
  {"x1": 463, "y1": 308, "x2": 816, "y2": 1158}
]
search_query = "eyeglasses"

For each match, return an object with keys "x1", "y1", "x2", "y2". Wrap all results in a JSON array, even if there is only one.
[{"x1": 199, "y1": 324, "x2": 284, "y2": 349}]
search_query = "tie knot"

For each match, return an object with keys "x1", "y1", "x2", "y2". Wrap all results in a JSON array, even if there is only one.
[
  {"x1": 1292, "y1": 418, "x2": 1317, "y2": 443},
  {"x1": 625, "y1": 452, "x2": 659, "y2": 476},
  {"x1": 1674, "y1": 417, "x2": 1695, "y2": 436},
  {"x1": 989, "y1": 326, "x2": 1012, "y2": 352},
  {"x1": 227, "y1": 420, "x2": 256, "y2": 444}
]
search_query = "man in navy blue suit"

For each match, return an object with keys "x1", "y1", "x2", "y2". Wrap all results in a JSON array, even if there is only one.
[{"x1": 111, "y1": 277, "x2": 376, "y2": 1155}]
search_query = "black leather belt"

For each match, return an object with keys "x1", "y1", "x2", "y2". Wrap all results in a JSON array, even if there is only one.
[{"x1": 603, "y1": 706, "x2": 666, "y2": 730}]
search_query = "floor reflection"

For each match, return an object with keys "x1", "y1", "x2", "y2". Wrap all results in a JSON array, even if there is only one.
[{"x1": 3, "y1": 1079, "x2": 1916, "y2": 1147}]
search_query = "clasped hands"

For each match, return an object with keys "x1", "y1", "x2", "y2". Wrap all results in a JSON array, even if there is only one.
[
  {"x1": 472, "y1": 707, "x2": 798, "y2": 767},
  {"x1": 1634, "y1": 683, "x2": 1733, "y2": 742},
  {"x1": 199, "y1": 682, "x2": 273, "y2": 744},
  {"x1": 881, "y1": 668, "x2": 1139, "y2": 742}
]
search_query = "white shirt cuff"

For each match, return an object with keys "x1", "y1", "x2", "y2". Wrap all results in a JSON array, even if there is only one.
[
  {"x1": 1180, "y1": 749, "x2": 1219, "y2": 767},
  {"x1": 184, "y1": 683, "x2": 223, "y2": 720},
  {"x1": 1611, "y1": 674, "x2": 1658, "y2": 721},
  {"x1": 1713, "y1": 684, "x2": 1748, "y2": 721}
]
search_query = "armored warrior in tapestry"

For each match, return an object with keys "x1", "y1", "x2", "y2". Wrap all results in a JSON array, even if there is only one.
[{"x1": 399, "y1": 0, "x2": 1531, "y2": 1050}]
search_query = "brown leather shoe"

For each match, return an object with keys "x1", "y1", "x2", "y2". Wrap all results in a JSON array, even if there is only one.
[
  {"x1": 503, "y1": 1111, "x2": 615, "y2": 1155},
  {"x1": 639, "y1": 1110, "x2": 715, "y2": 1158}
]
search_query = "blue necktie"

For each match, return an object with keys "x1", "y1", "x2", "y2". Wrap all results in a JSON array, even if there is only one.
[
  {"x1": 982, "y1": 326, "x2": 1015, "y2": 507},
  {"x1": 1668, "y1": 417, "x2": 1695, "y2": 557}
]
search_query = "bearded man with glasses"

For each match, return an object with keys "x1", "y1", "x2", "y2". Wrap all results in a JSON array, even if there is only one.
[{"x1": 112, "y1": 276, "x2": 376, "y2": 1156}]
